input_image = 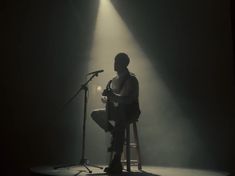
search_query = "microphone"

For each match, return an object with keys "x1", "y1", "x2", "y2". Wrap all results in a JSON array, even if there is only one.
[{"x1": 86, "y1": 69, "x2": 104, "y2": 76}]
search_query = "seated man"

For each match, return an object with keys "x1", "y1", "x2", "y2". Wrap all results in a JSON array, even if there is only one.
[{"x1": 91, "y1": 52, "x2": 140, "y2": 174}]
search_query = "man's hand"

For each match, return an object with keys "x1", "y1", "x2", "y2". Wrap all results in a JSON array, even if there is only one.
[
  {"x1": 101, "y1": 96, "x2": 107, "y2": 104},
  {"x1": 102, "y1": 89, "x2": 116, "y2": 101},
  {"x1": 102, "y1": 89, "x2": 112, "y2": 97}
]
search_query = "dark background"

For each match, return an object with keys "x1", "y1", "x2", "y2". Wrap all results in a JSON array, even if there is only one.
[{"x1": 1, "y1": 0, "x2": 235, "y2": 176}]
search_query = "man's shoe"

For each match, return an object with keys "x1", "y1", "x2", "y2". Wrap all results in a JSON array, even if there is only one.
[
  {"x1": 104, "y1": 160, "x2": 122, "y2": 174},
  {"x1": 104, "y1": 166, "x2": 110, "y2": 173},
  {"x1": 104, "y1": 165, "x2": 122, "y2": 174}
]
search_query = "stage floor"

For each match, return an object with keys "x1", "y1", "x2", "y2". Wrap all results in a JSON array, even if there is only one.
[{"x1": 30, "y1": 165, "x2": 229, "y2": 176}]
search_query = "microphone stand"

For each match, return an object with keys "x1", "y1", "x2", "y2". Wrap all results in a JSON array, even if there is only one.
[{"x1": 54, "y1": 72, "x2": 103, "y2": 174}]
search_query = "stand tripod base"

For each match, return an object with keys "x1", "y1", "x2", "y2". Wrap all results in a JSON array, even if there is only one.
[
  {"x1": 80, "y1": 158, "x2": 103, "y2": 173},
  {"x1": 79, "y1": 159, "x2": 92, "y2": 174},
  {"x1": 54, "y1": 158, "x2": 103, "y2": 175}
]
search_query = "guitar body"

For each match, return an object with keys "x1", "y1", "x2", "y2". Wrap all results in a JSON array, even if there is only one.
[{"x1": 105, "y1": 80, "x2": 118, "y2": 120}]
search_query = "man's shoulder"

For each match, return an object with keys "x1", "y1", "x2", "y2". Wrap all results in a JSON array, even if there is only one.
[
  {"x1": 129, "y1": 72, "x2": 136, "y2": 77},
  {"x1": 129, "y1": 72, "x2": 138, "y2": 80},
  {"x1": 112, "y1": 75, "x2": 119, "y2": 81},
  {"x1": 112, "y1": 72, "x2": 138, "y2": 83},
  {"x1": 127, "y1": 72, "x2": 138, "y2": 86}
]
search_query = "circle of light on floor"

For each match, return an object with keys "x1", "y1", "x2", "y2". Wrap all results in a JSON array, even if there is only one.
[{"x1": 30, "y1": 165, "x2": 229, "y2": 176}]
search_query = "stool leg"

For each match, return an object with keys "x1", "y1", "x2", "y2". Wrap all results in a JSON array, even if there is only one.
[
  {"x1": 133, "y1": 122, "x2": 142, "y2": 170},
  {"x1": 126, "y1": 125, "x2": 131, "y2": 172}
]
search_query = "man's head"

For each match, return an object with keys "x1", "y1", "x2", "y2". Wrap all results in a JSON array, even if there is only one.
[{"x1": 114, "y1": 52, "x2": 130, "y2": 72}]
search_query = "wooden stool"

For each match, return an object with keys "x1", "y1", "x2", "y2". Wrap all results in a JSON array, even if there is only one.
[
  {"x1": 123, "y1": 121, "x2": 142, "y2": 171},
  {"x1": 109, "y1": 121, "x2": 142, "y2": 172}
]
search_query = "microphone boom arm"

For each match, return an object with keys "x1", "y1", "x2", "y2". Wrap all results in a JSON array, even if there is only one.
[{"x1": 63, "y1": 72, "x2": 99, "y2": 109}]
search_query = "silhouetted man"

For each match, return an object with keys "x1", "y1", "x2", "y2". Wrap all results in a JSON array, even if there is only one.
[{"x1": 91, "y1": 52, "x2": 140, "y2": 174}]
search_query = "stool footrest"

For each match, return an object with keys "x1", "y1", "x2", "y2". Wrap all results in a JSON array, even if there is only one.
[
  {"x1": 124, "y1": 142, "x2": 137, "y2": 147},
  {"x1": 121, "y1": 159, "x2": 139, "y2": 164}
]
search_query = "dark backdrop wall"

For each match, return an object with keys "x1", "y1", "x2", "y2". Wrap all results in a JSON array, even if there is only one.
[
  {"x1": 232, "y1": 0, "x2": 235, "y2": 76},
  {"x1": 1, "y1": 0, "x2": 99, "y2": 175},
  {"x1": 1, "y1": 0, "x2": 234, "y2": 176}
]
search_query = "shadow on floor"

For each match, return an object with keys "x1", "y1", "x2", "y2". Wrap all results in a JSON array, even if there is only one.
[{"x1": 86, "y1": 170, "x2": 160, "y2": 176}]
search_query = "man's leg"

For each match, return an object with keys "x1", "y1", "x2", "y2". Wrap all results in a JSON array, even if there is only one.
[
  {"x1": 91, "y1": 108, "x2": 114, "y2": 132},
  {"x1": 105, "y1": 111, "x2": 127, "y2": 174},
  {"x1": 112, "y1": 120, "x2": 126, "y2": 161}
]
